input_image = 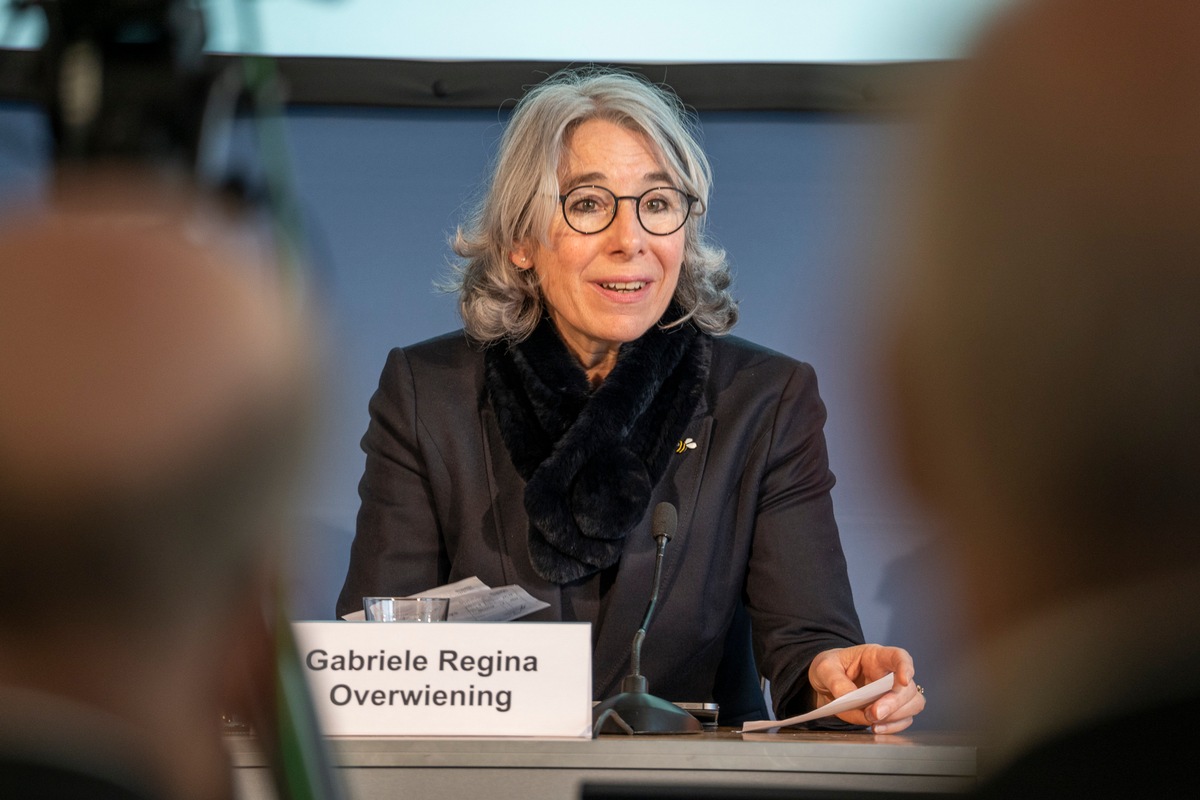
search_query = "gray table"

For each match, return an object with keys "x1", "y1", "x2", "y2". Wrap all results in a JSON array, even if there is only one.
[{"x1": 229, "y1": 730, "x2": 977, "y2": 799}]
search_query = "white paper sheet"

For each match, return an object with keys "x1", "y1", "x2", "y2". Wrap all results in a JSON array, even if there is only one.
[
  {"x1": 341, "y1": 576, "x2": 550, "y2": 622},
  {"x1": 740, "y1": 672, "x2": 895, "y2": 732}
]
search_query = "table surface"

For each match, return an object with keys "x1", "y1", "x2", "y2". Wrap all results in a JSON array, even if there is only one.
[{"x1": 229, "y1": 729, "x2": 978, "y2": 799}]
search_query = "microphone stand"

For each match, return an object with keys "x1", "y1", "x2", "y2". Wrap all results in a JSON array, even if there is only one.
[{"x1": 592, "y1": 503, "x2": 702, "y2": 735}]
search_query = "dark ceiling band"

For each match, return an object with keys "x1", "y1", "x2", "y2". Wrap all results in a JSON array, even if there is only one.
[{"x1": 0, "y1": 50, "x2": 956, "y2": 113}]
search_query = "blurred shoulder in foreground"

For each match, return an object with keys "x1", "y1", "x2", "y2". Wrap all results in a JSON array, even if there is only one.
[
  {"x1": 0, "y1": 168, "x2": 317, "y2": 800},
  {"x1": 885, "y1": 0, "x2": 1200, "y2": 794}
]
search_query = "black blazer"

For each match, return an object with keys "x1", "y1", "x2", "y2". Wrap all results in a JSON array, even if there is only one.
[{"x1": 337, "y1": 332, "x2": 864, "y2": 722}]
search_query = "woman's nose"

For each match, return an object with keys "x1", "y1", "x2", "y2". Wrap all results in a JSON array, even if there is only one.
[{"x1": 608, "y1": 197, "x2": 646, "y2": 249}]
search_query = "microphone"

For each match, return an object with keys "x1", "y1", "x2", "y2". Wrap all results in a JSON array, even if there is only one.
[
  {"x1": 629, "y1": 502, "x2": 675, "y2": 683},
  {"x1": 591, "y1": 502, "x2": 702, "y2": 735}
]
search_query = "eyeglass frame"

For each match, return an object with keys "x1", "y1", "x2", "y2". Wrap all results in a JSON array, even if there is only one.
[{"x1": 557, "y1": 185, "x2": 701, "y2": 236}]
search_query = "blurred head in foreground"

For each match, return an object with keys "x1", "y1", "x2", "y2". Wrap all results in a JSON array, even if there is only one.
[
  {"x1": 886, "y1": 0, "x2": 1200, "y2": 779},
  {"x1": 0, "y1": 170, "x2": 314, "y2": 800}
]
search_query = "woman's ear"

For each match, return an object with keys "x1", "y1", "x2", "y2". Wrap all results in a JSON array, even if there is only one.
[{"x1": 510, "y1": 244, "x2": 533, "y2": 269}]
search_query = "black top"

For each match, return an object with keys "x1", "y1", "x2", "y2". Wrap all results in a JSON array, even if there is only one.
[{"x1": 338, "y1": 332, "x2": 865, "y2": 724}]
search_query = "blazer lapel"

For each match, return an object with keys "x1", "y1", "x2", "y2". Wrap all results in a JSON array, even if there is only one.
[
  {"x1": 479, "y1": 403, "x2": 563, "y2": 620},
  {"x1": 591, "y1": 406, "x2": 715, "y2": 696}
]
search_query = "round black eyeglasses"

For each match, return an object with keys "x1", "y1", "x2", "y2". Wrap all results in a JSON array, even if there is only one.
[{"x1": 559, "y1": 185, "x2": 700, "y2": 236}]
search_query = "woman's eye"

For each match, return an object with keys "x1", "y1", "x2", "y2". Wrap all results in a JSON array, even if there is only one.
[
  {"x1": 570, "y1": 195, "x2": 608, "y2": 215},
  {"x1": 641, "y1": 193, "x2": 675, "y2": 214}
]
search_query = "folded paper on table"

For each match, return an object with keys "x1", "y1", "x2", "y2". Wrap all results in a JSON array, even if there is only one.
[
  {"x1": 341, "y1": 577, "x2": 550, "y2": 622},
  {"x1": 740, "y1": 672, "x2": 895, "y2": 733}
]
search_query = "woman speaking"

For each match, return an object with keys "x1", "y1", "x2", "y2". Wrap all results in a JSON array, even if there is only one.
[{"x1": 336, "y1": 68, "x2": 924, "y2": 730}]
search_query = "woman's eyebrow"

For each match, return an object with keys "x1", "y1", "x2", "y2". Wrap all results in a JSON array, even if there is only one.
[
  {"x1": 561, "y1": 171, "x2": 606, "y2": 190},
  {"x1": 560, "y1": 170, "x2": 676, "y2": 190}
]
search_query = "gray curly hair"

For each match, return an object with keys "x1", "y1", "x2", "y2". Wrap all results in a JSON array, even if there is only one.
[{"x1": 450, "y1": 67, "x2": 738, "y2": 344}]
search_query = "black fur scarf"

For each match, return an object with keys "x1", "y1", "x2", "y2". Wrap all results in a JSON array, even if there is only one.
[{"x1": 484, "y1": 311, "x2": 712, "y2": 584}]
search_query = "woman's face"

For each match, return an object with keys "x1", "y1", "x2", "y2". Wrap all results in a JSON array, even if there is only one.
[{"x1": 512, "y1": 118, "x2": 684, "y2": 372}]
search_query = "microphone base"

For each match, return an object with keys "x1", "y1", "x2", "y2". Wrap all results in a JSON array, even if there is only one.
[{"x1": 592, "y1": 689, "x2": 703, "y2": 735}]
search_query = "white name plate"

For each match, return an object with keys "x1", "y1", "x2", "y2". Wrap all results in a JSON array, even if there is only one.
[{"x1": 292, "y1": 621, "x2": 592, "y2": 737}]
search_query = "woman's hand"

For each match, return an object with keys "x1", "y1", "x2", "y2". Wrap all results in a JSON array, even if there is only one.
[{"x1": 808, "y1": 644, "x2": 925, "y2": 734}]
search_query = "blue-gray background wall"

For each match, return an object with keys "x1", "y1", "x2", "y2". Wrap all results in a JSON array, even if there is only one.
[{"x1": 0, "y1": 102, "x2": 967, "y2": 729}]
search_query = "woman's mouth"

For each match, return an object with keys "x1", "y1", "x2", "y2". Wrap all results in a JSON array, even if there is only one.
[{"x1": 599, "y1": 281, "x2": 646, "y2": 293}]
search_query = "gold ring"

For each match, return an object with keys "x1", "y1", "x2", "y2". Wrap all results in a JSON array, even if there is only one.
[{"x1": 916, "y1": 684, "x2": 925, "y2": 695}]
